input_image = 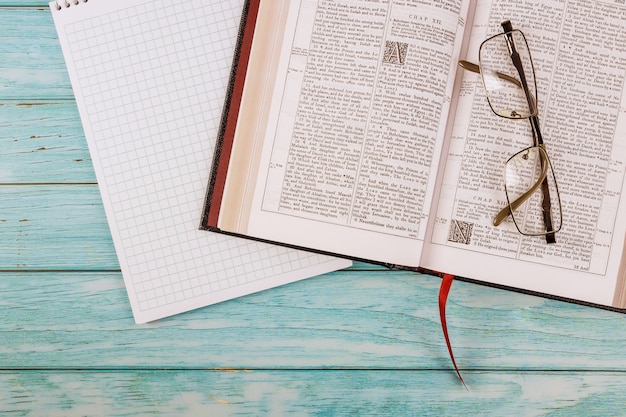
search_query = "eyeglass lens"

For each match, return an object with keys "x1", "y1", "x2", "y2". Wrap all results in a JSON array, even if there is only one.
[
  {"x1": 503, "y1": 146, "x2": 562, "y2": 236},
  {"x1": 479, "y1": 30, "x2": 537, "y2": 119}
]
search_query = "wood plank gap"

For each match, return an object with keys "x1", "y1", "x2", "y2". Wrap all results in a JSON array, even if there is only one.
[{"x1": 2, "y1": 367, "x2": 626, "y2": 373}]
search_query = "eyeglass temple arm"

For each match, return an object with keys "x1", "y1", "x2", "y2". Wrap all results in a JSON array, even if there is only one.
[{"x1": 458, "y1": 60, "x2": 522, "y2": 88}]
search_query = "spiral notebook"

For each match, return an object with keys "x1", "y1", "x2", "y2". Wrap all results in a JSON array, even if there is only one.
[{"x1": 49, "y1": 0, "x2": 351, "y2": 323}]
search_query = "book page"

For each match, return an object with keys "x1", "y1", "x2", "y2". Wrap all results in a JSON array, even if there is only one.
[
  {"x1": 223, "y1": 0, "x2": 471, "y2": 266},
  {"x1": 50, "y1": 0, "x2": 351, "y2": 323},
  {"x1": 422, "y1": 0, "x2": 626, "y2": 307}
]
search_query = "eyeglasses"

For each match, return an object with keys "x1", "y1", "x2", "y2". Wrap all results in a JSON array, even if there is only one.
[{"x1": 459, "y1": 20, "x2": 562, "y2": 244}]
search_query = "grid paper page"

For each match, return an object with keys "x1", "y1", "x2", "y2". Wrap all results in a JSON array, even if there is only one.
[{"x1": 50, "y1": 0, "x2": 350, "y2": 323}]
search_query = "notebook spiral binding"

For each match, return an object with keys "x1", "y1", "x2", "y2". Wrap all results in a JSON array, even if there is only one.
[{"x1": 54, "y1": 0, "x2": 88, "y2": 10}]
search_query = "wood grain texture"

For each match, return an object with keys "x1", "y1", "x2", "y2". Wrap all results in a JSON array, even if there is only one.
[
  {"x1": 0, "y1": 8, "x2": 71, "y2": 100},
  {"x1": 0, "y1": 101, "x2": 94, "y2": 183},
  {"x1": 2, "y1": 4, "x2": 626, "y2": 416},
  {"x1": 1, "y1": 371, "x2": 626, "y2": 416},
  {"x1": 0, "y1": 185, "x2": 117, "y2": 270}
]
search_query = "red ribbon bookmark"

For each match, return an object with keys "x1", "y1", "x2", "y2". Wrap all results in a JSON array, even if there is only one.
[{"x1": 438, "y1": 273, "x2": 468, "y2": 389}]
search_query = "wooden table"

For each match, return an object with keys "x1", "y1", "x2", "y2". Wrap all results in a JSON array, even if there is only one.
[{"x1": 2, "y1": 3, "x2": 626, "y2": 415}]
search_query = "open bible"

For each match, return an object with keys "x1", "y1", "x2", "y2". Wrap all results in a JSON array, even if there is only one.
[{"x1": 203, "y1": 0, "x2": 626, "y2": 310}]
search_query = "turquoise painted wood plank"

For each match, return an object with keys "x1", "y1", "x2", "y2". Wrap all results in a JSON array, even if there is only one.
[
  {"x1": 0, "y1": 185, "x2": 118, "y2": 270},
  {"x1": 1, "y1": 271, "x2": 625, "y2": 370},
  {"x1": 1, "y1": 370, "x2": 626, "y2": 416},
  {"x1": 0, "y1": 101, "x2": 94, "y2": 183},
  {"x1": 0, "y1": 8, "x2": 72, "y2": 100}
]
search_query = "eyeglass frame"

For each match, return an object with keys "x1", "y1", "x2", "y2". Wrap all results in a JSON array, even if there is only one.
[{"x1": 459, "y1": 20, "x2": 562, "y2": 244}]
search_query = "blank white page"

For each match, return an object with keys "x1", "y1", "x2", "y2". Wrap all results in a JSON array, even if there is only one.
[{"x1": 49, "y1": 0, "x2": 351, "y2": 323}]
